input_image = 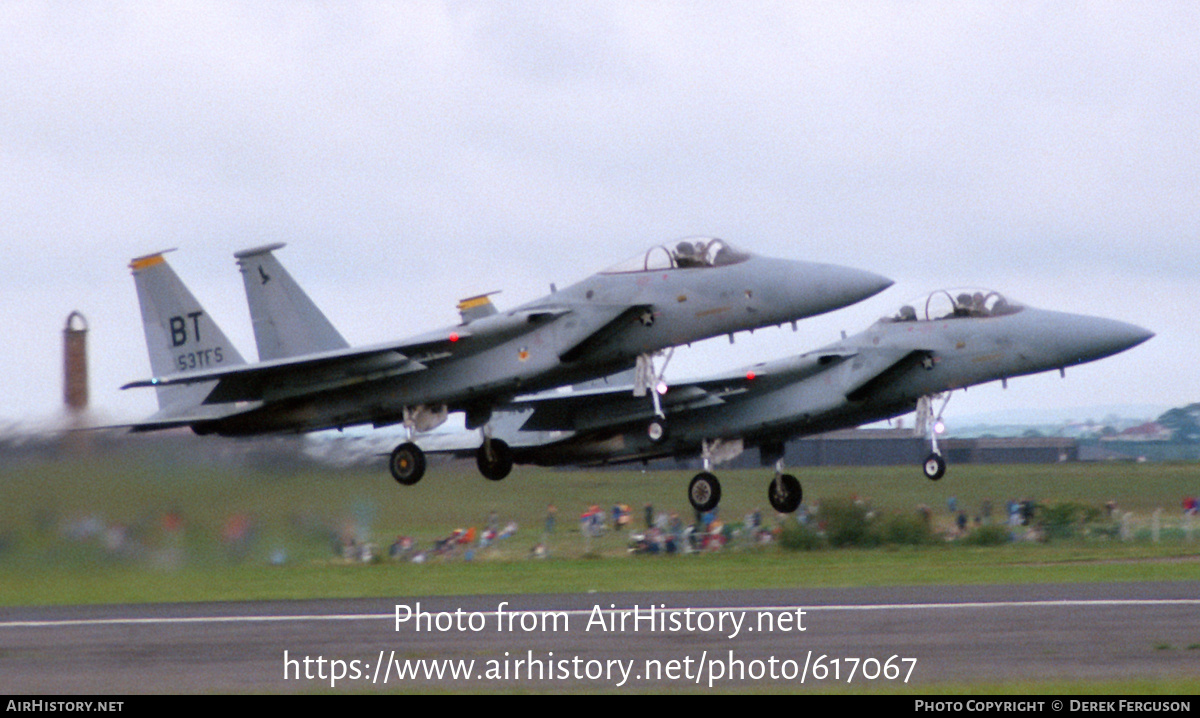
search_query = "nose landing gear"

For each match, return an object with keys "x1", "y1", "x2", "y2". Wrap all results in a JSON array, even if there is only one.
[{"x1": 916, "y1": 392, "x2": 953, "y2": 481}]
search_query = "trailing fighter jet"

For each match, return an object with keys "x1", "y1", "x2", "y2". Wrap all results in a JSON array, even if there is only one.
[
  {"x1": 122, "y1": 239, "x2": 892, "y2": 485},
  {"x1": 440, "y1": 288, "x2": 1153, "y2": 513}
]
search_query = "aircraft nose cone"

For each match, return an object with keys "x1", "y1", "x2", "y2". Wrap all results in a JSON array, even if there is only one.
[
  {"x1": 806, "y1": 264, "x2": 893, "y2": 312},
  {"x1": 842, "y1": 267, "x2": 895, "y2": 304},
  {"x1": 1069, "y1": 315, "x2": 1154, "y2": 363},
  {"x1": 752, "y1": 257, "x2": 892, "y2": 322},
  {"x1": 1104, "y1": 319, "x2": 1155, "y2": 353}
]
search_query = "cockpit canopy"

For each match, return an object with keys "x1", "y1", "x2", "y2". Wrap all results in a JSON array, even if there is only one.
[
  {"x1": 887, "y1": 288, "x2": 1023, "y2": 322},
  {"x1": 601, "y1": 237, "x2": 750, "y2": 274}
]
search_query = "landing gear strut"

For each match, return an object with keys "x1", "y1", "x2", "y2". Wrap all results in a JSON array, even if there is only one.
[
  {"x1": 635, "y1": 348, "x2": 674, "y2": 419},
  {"x1": 916, "y1": 392, "x2": 953, "y2": 481}
]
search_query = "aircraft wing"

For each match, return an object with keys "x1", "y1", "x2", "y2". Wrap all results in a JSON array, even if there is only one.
[
  {"x1": 510, "y1": 383, "x2": 725, "y2": 432},
  {"x1": 685, "y1": 347, "x2": 859, "y2": 391},
  {"x1": 506, "y1": 343, "x2": 929, "y2": 434},
  {"x1": 508, "y1": 346, "x2": 860, "y2": 432},
  {"x1": 704, "y1": 343, "x2": 927, "y2": 403},
  {"x1": 842, "y1": 347, "x2": 932, "y2": 401},
  {"x1": 557, "y1": 304, "x2": 654, "y2": 362},
  {"x1": 122, "y1": 308, "x2": 572, "y2": 405}
]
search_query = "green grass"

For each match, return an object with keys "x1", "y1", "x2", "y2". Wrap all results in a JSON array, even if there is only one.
[
  {"x1": 6, "y1": 543, "x2": 1199, "y2": 607},
  {"x1": 2, "y1": 448, "x2": 1198, "y2": 606}
]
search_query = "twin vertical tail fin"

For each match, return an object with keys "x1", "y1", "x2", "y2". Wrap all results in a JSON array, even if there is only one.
[
  {"x1": 129, "y1": 244, "x2": 344, "y2": 419},
  {"x1": 129, "y1": 250, "x2": 246, "y2": 412},
  {"x1": 234, "y1": 243, "x2": 349, "y2": 361}
]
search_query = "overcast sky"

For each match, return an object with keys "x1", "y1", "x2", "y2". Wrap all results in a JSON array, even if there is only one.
[{"x1": 2, "y1": 2, "x2": 1195, "y2": 433}]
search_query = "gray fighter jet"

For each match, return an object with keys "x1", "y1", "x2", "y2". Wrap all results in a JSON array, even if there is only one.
[
  {"x1": 458, "y1": 288, "x2": 1153, "y2": 512},
  {"x1": 122, "y1": 239, "x2": 891, "y2": 484}
]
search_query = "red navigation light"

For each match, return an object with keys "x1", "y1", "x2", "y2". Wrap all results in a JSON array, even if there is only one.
[
  {"x1": 746, "y1": 371, "x2": 756, "y2": 381},
  {"x1": 449, "y1": 333, "x2": 460, "y2": 342}
]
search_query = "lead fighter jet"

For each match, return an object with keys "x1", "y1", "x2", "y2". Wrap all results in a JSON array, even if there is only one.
[
  {"x1": 123, "y1": 238, "x2": 891, "y2": 484},
  {"x1": 445, "y1": 288, "x2": 1153, "y2": 512}
]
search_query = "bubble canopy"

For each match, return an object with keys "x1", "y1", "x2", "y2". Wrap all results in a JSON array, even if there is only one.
[
  {"x1": 600, "y1": 237, "x2": 750, "y2": 274},
  {"x1": 887, "y1": 288, "x2": 1023, "y2": 322}
]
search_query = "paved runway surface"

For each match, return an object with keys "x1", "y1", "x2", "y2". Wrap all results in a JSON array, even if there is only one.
[{"x1": 3, "y1": 582, "x2": 1199, "y2": 692}]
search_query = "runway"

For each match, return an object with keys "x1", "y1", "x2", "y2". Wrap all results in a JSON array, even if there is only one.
[{"x1": 2, "y1": 582, "x2": 1198, "y2": 692}]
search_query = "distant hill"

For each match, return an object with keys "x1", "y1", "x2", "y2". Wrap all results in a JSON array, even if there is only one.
[{"x1": 946, "y1": 404, "x2": 1168, "y2": 431}]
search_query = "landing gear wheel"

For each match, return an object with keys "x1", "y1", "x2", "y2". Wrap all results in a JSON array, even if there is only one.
[
  {"x1": 768, "y1": 473, "x2": 803, "y2": 514},
  {"x1": 390, "y1": 442, "x2": 426, "y2": 485},
  {"x1": 688, "y1": 472, "x2": 722, "y2": 513},
  {"x1": 923, "y1": 453, "x2": 946, "y2": 481},
  {"x1": 476, "y1": 438, "x2": 514, "y2": 481},
  {"x1": 647, "y1": 420, "x2": 667, "y2": 443}
]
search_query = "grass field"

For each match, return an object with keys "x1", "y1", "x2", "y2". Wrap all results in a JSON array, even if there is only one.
[{"x1": 2, "y1": 446, "x2": 1198, "y2": 606}]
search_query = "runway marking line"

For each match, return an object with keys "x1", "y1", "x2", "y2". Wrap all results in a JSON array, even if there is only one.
[{"x1": 3, "y1": 598, "x2": 1199, "y2": 629}]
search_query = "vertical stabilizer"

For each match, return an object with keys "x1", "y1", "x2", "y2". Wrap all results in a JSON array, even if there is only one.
[
  {"x1": 234, "y1": 243, "x2": 349, "y2": 361},
  {"x1": 129, "y1": 250, "x2": 246, "y2": 411}
]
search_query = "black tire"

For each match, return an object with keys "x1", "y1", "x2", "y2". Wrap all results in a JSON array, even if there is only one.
[
  {"x1": 688, "y1": 472, "x2": 722, "y2": 513},
  {"x1": 768, "y1": 473, "x2": 803, "y2": 514},
  {"x1": 922, "y1": 453, "x2": 947, "y2": 481},
  {"x1": 647, "y1": 420, "x2": 667, "y2": 443},
  {"x1": 476, "y1": 438, "x2": 514, "y2": 481},
  {"x1": 390, "y1": 442, "x2": 426, "y2": 485}
]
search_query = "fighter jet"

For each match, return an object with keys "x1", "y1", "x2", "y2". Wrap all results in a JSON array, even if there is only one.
[
  {"x1": 122, "y1": 239, "x2": 892, "y2": 485},
  {"x1": 447, "y1": 288, "x2": 1153, "y2": 513}
]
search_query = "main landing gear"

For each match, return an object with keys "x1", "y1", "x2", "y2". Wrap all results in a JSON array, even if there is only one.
[
  {"x1": 476, "y1": 437, "x2": 513, "y2": 481},
  {"x1": 686, "y1": 438, "x2": 731, "y2": 512},
  {"x1": 685, "y1": 465, "x2": 805, "y2": 514},
  {"x1": 683, "y1": 440, "x2": 805, "y2": 515},
  {"x1": 760, "y1": 442, "x2": 802, "y2": 513},
  {"x1": 768, "y1": 465, "x2": 803, "y2": 514},
  {"x1": 387, "y1": 430, "x2": 514, "y2": 486},
  {"x1": 688, "y1": 472, "x2": 721, "y2": 513},
  {"x1": 390, "y1": 442, "x2": 426, "y2": 485}
]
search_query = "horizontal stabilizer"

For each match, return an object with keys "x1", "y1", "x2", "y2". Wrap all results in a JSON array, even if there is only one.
[
  {"x1": 121, "y1": 297, "x2": 578, "y2": 404},
  {"x1": 119, "y1": 400, "x2": 263, "y2": 433},
  {"x1": 122, "y1": 341, "x2": 432, "y2": 404}
]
